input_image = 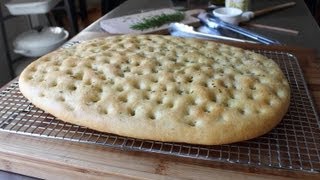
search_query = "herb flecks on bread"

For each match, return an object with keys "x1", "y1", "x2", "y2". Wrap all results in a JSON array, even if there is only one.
[{"x1": 19, "y1": 35, "x2": 290, "y2": 145}]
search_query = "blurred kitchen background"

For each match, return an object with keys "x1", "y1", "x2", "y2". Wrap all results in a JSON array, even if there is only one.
[{"x1": 0, "y1": 0, "x2": 319, "y2": 87}]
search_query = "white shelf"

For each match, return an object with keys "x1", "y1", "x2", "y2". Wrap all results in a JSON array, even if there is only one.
[{"x1": 5, "y1": 0, "x2": 62, "y2": 15}]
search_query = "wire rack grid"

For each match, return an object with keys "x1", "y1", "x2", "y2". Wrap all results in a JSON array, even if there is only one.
[{"x1": 0, "y1": 50, "x2": 319, "y2": 173}]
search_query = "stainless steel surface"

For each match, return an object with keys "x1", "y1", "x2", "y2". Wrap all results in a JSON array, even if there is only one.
[
  {"x1": 0, "y1": 170, "x2": 40, "y2": 180},
  {"x1": 248, "y1": 0, "x2": 320, "y2": 55},
  {"x1": 0, "y1": 50, "x2": 319, "y2": 173},
  {"x1": 169, "y1": 22, "x2": 258, "y2": 44}
]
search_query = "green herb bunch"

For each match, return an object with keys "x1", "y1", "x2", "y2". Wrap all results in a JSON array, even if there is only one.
[{"x1": 130, "y1": 11, "x2": 185, "y2": 31}]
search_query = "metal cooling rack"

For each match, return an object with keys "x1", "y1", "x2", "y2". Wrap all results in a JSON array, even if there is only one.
[{"x1": 0, "y1": 50, "x2": 319, "y2": 173}]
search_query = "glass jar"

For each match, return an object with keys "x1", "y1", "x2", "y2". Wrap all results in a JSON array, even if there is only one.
[{"x1": 225, "y1": 0, "x2": 250, "y2": 11}]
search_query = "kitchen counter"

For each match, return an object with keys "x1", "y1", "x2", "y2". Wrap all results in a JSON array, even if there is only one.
[
  {"x1": 0, "y1": 0, "x2": 319, "y2": 179},
  {"x1": 249, "y1": 0, "x2": 320, "y2": 55},
  {"x1": 70, "y1": 0, "x2": 320, "y2": 55}
]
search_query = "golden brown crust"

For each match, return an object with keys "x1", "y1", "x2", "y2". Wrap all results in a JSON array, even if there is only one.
[{"x1": 19, "y1": 35, "x2": 290, "y2": 145}]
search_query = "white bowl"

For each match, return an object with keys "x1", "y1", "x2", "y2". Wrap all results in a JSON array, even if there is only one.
[
  {"x1": 13, "y1": 27, "x2": 69, "y2": 57},
  {"x1": 213, "y1": 7, "x2": 243, "y2": 25}
]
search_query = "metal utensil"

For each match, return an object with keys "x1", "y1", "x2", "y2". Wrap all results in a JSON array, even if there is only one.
[
  {"x1": 169, "y1": 23, "x2": 258, "y2": 44},
  {"x1": 241, "y1": 22, "x2": 299, "y2": 35},
  {"x1": 198, "y1": 13, "x2": 281, "y2": 45},
  {"x1": 253, "y1": 2, "x2": 296, "y2": 17},
  {"x1": 241, "y1": 2, "x2": 296, "y2": 21}
]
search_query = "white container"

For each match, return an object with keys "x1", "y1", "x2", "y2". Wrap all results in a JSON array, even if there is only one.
[
  {"x1": 5, "y1": 0, "x2": 62, "y2": 15},
  {"x1": 213, "y1": 7, "x2": 243, "y2": 25},
  {"x1": 13, "y1": 27, "x2": 69, "y2": 57}
]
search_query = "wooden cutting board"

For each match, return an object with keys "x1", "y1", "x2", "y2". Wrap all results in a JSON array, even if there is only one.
[{"x1": 99, "y1": 8, "x2": 204, "y2": 34}]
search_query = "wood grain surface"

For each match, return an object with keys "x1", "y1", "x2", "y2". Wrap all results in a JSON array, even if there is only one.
[{"x1": 0, "y1": 42, "x2": 319, "y2": 179}]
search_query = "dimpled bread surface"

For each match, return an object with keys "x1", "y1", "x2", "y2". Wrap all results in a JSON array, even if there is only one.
[{"x1": 19, "y1": 35, "x2": 290, "y2": 145}]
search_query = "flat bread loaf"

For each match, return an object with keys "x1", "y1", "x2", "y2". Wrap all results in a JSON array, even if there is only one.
[{"x1": 19, "y1": 35, "x2": 290, "y2": 145}]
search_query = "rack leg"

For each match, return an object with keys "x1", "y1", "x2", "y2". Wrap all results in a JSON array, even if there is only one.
[
  {"x1": 79, "y1": 0, "x2": 88, "y2": 20},
  {"x1": 64, "y1": 0, "x2": 79, "y2": 36},
  {"x1": 27, "y1": 15, "x2": 33, "y2": 29},
  {"x1": 46, "y1": 12, "x2": 57, "y2": 26},
  {"x1": 0, "y1": 4, "x2": 15, "y2": 78}
]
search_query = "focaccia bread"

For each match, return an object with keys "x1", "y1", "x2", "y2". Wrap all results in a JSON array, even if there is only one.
[{"x1": 19, "y1": 35, "x2": 290, "y2": 145}]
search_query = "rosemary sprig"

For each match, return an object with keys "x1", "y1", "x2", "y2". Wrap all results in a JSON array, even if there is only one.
[{"x1": 130, "y1": 11, "x2": 185, "y2": 31}]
